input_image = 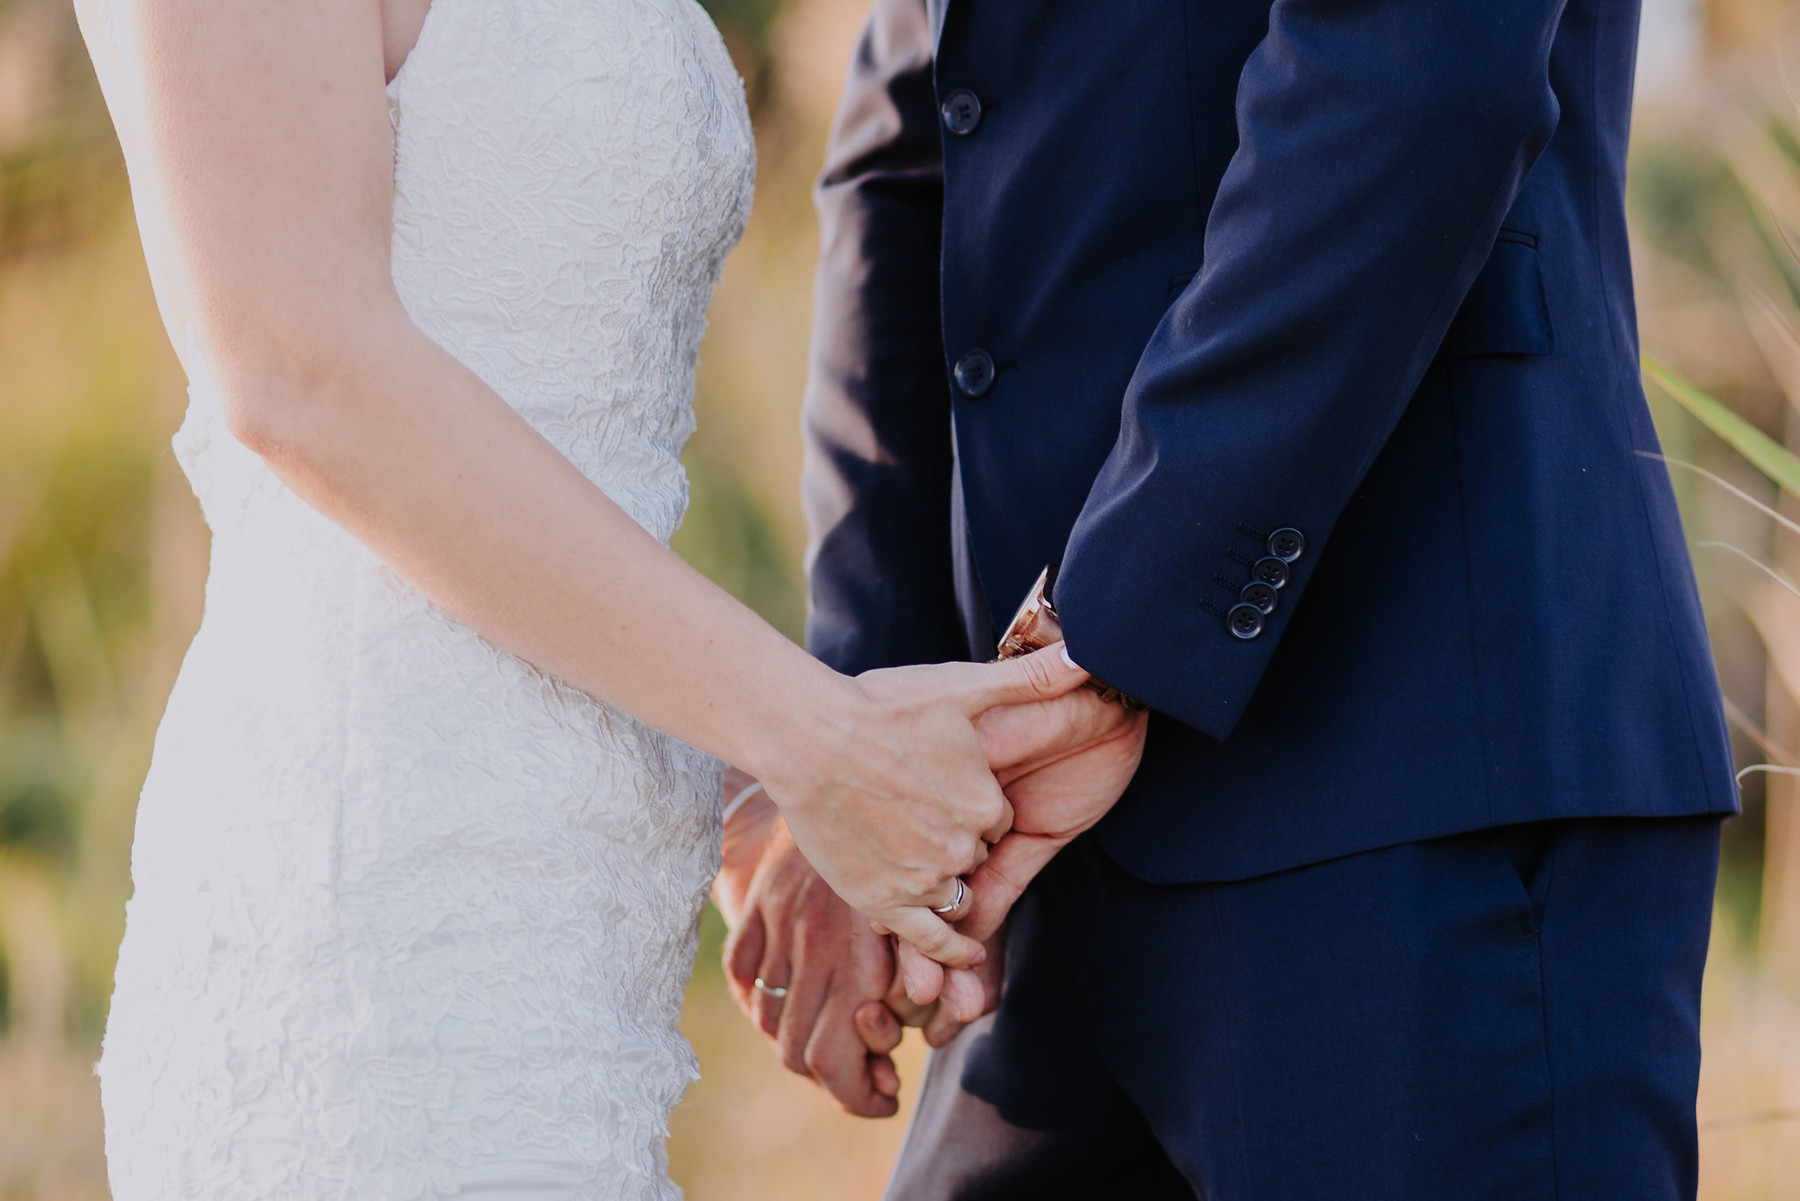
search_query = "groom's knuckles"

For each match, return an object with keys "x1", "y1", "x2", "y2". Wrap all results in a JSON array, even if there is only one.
[
  {"x1": 776, "y1": 990, "x2": 826, "y2": 1076},
  {"x1": 805, "y1": 997, "x2": 889, "y2": 1116},
  {"x1": 801, "y1": 1017, "x2": 850, "y2": 1083}
]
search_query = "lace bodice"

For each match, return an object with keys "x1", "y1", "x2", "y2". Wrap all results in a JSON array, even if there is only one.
[
  {"x1": 178, "y1": 0, "x2": 753, "y2": 540},
  {"x1": 98, "y1": 0, "x2": 755, "y2": 1196}
]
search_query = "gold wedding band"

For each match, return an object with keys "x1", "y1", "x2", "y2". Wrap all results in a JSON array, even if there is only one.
[
  {"x1": 930, "y1": 877, "x2": 968, "y2": 916},
  {"x1": 753, "y1": 977, "x2": 788, "y2": 1000}
]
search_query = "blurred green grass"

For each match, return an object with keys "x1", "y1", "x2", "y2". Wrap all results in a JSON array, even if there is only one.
[{"x1": 0, "y1": 0, "x2": 1798, "y2": 1197}]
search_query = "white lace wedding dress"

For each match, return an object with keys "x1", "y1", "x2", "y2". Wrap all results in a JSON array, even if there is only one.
[{"x1": 96, "y1": 0, "x2": 754, "y2": 1196}]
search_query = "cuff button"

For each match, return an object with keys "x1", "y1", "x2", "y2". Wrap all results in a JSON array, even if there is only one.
[
  {"x1": 1267, "y1": 527, "x2": 1305, "y2": 562},
  {"x1": 1239, "y1": 581, "x2": 1279, "y2": 614},
  {"x1": 1251, "y1": 556, "x2": 1289, "y2": 589},
  {"x1": 1227, "y1": 602, "x2": 1266, "y2": 640}
]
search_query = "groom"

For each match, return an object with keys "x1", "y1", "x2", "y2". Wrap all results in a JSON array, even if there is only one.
[{"x1": 726, "y1": 0, "x2": 1741, "y2": 1195}]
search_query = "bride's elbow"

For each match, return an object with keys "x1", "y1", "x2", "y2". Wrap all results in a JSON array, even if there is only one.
[
  {"x1": 209, "y1": 303, "x2": 402, "y2": 465},
  {"x1": 218, "y1": 365, "x2": 320, "y2": 462}
]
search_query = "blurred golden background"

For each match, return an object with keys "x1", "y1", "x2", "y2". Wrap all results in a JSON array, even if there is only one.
[{"x1": 1, "y1": 0, "x2": 1799, "y2": 1196}]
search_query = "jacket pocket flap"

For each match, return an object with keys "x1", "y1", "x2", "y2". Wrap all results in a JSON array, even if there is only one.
[{"x1": 1436, "y1": 231, "x2": 1555, "y2": 360}]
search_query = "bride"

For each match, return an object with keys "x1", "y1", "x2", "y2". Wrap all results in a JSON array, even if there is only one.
[{"x1": 72, "y1": 0, "x2": 1136, "y2": 1195}]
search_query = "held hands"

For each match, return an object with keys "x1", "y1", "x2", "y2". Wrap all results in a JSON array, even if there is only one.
[
  {"x1": 893, "y1": 678, "x2": 1149, "y2": 1008},
  {"x1": 750, "y1": 645, "x2": 1089, "y2": 970},
  {"x1": 715, "y1": 668, "x2": 1148, "y2": 1114},
  {"x1": 714, "y1": 778, "x2": 995, "y2": 1115},
  {"x1": 714, "y1": 770, "x2": 905, "y2": 1117}
]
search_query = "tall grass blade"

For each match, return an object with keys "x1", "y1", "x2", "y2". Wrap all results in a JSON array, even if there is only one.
[
  {"x1": 1643, "y1": 356, "x2": 1800, "y2": 497},
  {"x1": 1696, "y1": 540, "x2": 1800, "y2": 602},
  {"x1": 1650, "y1": 453, "x2": 1800, "y2": 540}
]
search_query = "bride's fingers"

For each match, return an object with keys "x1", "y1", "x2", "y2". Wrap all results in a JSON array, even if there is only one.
[
  {"x1": 882, "y1": 906, "x2": 986, "y2": 972},
  {"x1": 947, "y1": 643, "x2": 1089, "y2": 718},
  {"x1": 924, "y1": 875, "x2": 975, "y2": 923}
]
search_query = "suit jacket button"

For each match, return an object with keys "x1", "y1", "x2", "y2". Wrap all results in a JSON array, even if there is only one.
[
  {"x1": 1251, "y1": 557, "x2": 1289, "y2": 588},
  {"x1": 1239, "y1": 581, "x2": 1278, "y2": 614},
  {"x1": 941, "y1": 89, "x2": 983, "y2": 136},
  {"x1": 1227, "y1": 603, "x2": 1265, "y2": 640},
  {"x1": 1267, "y1": 527, "x2": 1305, "y2": 562},
  {"x1": 954, "y1": 349, "x2": 996, "y2": 398}
]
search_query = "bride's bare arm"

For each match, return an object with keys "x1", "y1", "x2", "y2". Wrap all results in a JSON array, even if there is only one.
[{"x1": 74, "y1": 0, "x2": 1088, "y2": 965}]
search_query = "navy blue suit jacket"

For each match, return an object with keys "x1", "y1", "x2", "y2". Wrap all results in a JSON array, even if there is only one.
[{"x1": 801, "y1": 0, "x2": 1739, "y2": 882}]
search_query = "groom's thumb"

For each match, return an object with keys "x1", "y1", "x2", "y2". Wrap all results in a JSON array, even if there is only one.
[{"x1": 961, "y1": 644, "x2": 1088, "y2": 716}]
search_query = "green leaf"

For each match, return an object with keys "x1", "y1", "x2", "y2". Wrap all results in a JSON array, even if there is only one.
[{"x1": 1643, "y1": 356, "x2": 1800, "y2": 498}]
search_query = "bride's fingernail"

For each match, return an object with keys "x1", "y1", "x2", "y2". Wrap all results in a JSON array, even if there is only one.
[{"x1": 972, "y1": 948, "x2": 988, "y2": 966}]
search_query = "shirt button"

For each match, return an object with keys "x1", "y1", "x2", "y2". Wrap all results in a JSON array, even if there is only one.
[
  {"x1": 953, "y1": 350, "x2": 996, "y2": 398},
  {"x1": 1227, "y1": 603, "x2": 1265, "y2": 640},
  {"x1": 1239, "y1": 581, "x2": 1279, "y2": 614},
  {"x1": 1251, "y1": 557, "x2": 1289, "y2": 589},
  {"x1": 941, "y1": 89, "x2": 983, "y2": 136},
  {"x1": 1267, "y1": 527, "x2": 1306, "y2": 562}
]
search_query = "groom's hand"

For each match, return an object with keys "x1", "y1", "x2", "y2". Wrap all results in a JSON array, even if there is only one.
[
  {"x1": 894, "y1": 681, "x2": 1149, "y2": 1007},
  {"x1": 714, "y1": 770, "x2": 904, "y2": 1117}
]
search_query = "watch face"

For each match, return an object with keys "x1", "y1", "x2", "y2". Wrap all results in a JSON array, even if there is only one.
[{"x1": 997, "y1": 566, "x2": 1063, "y2": 659}]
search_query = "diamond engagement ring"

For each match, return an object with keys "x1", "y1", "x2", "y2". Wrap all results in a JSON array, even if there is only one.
[
  {"x1": 753, "y1": 977, "x2": 788, "y2": 1000},
  {"x1": 930, "y1": 877, "x2": 968, "y2": 916}
]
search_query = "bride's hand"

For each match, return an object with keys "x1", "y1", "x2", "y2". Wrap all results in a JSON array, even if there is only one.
[
  {"x1": 750, "y1": 645, "x2": 1089, "y2": 969},
  {"x1": 893, "y1": 683, "x2": 1150, "y2": 1009}
]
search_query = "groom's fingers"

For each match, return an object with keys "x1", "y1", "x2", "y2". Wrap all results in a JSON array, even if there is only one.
[
  {"x1": 870, "y1": 1052, "x2": 901, "y2": 1100},
  {"x1": 961, "y1": 832, "x2": 1067, "y2": 945},
  {"x1": 893, "y1": 939, "x2": 945, "y2": 1007},
  {"x1": 890, "y1": 942, "x2": 982, "y2": 1024},
  {"x1": 978, "y1": 687, "x2": 1136, "y2": 783},
  {"x1": 722, "y1": 908, "x2": 766, "y2": 1013},
  {"x1": 806, "y1": 975, "x2": 900, "y2": 1119},
  {"x1": 854, "y1": 999, "x2": 903, "y2": 1055},
  {"x1": 775, "y1": 968, "x2": 831, "y2": 1079},
  {"x1": 936, "y1": 966, "x2": 986, "y2": 1025},
  {"x1": 773, "y1": 903, "x2": 838, "y2": 1076}
]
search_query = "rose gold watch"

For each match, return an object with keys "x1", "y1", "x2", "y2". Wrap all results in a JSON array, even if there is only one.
[{"x1": 996, "y1": 567, "x2": 1145, "y2": 711}]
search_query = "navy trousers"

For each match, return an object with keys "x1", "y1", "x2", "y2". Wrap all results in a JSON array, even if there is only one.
[{"x1": 884, "y1": 818, "x2": 1721, "y2": 1201}]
